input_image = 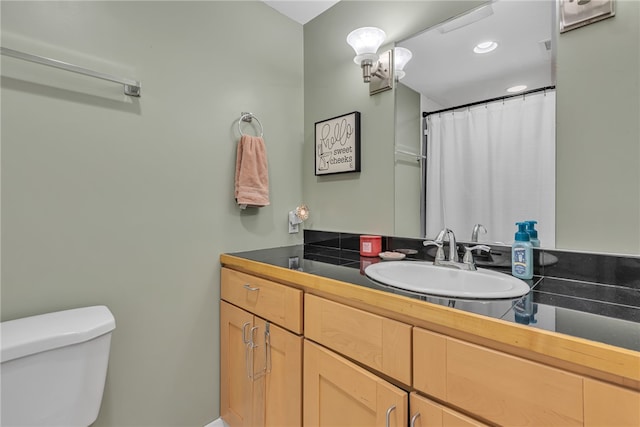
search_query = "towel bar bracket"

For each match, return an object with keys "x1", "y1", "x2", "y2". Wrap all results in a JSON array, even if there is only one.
[
  {"x1": 241, "y1": 112, "x2": 253, "y2": 122},
  {"x1": 124, "y1": 84, "x2": 140, "y2": 97}
]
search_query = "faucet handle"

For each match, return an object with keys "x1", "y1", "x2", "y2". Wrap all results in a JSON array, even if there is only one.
[
  {"x1": 462, "y1": 245, "x2": 491, "y2": 268},
  {"x1": 423, "y1": 240, "x2": 445, "y2": 262}
]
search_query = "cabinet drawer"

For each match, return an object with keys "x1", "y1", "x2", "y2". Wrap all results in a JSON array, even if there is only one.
[
  {"x1": 304, "y1": 294, "x2": 412, "y2": 385},
  {"x1": 221, "y1": 268, "x2": 303, "y2": 334},
  {"x1": 413, "y1": 328, "x2": 584, "y2": 427}
]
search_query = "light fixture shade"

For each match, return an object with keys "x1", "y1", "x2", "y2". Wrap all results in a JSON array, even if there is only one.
[
  {"x1": 394, "y1": 47, "x2": 413, "y2": 80},
  {"x1": 346, "y1": 27, "x2": 386, "y2": 64}
]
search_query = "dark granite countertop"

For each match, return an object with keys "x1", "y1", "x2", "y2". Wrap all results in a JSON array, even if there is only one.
[{"x1": 227, "y1": 244, "x2": 640, "y2": 353}]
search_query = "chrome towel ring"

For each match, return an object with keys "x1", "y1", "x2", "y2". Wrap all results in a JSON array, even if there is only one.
[{"x1": 238, "y1": 112, "x2": 264, "y2": 138}]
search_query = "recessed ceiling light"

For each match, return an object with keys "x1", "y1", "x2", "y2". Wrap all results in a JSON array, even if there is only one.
[
  {"x1": 506, "y1": 85, "x2": 528, "y2": 93},
  {"x1": 473, "y1": 41, "x2": 498, "y2": 54}
]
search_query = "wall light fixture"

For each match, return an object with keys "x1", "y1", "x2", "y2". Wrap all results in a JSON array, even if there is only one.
[
  {"x1": 394, "y1": 47, "x2": 412, "y2": 80},
  {"x1": 346, "y1": 27, "x2": 394, "y2": 95},
  {"x1": 346, "y1": 27, "x2": 386, "y2": 83}
]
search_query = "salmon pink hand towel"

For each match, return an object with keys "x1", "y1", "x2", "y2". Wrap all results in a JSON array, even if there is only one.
[{"x1": 235, "y1": 134, "x2": 270, "y2": 208}]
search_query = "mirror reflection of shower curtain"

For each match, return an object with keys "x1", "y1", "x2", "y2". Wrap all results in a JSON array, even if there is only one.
[{"x1": 425, "y1": 90, "x2": 555, "y2": 246}]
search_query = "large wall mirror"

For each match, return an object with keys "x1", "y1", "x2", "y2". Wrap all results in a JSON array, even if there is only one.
[{"x1": 394, "y1": 0, "x2": 557, "y2": 248}]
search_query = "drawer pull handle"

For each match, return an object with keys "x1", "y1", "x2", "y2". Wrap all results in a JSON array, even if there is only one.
[
  {"x1": 410, "y1": 412, "x2": 421, "y2": 427},
  {"x1": 243, "y1": 283, "x2": 259, "y2": 291},
  {"x1": 385, "y1": 405, "x2": 396, "y2": 427}
]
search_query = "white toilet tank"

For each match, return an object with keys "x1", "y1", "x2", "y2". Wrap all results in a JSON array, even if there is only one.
[{"x1": 1, "y1": 305, "x2": 116, "y2": 427}]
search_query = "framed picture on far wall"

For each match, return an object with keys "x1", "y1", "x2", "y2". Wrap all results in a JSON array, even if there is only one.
[
  {"x1": 560, "y1": 0, "x2": 615, "y2": 33},
  {"x1": 314, "y1": 111, "x2": 361, "y2": 176}
]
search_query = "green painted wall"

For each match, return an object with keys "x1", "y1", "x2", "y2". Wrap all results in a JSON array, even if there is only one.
[
  {"x1": 555, "y1": 0, "x2": 640, "y2": 254},
  {"x1": 0, "y1": 2, "x2": 303, "y2": 426}
]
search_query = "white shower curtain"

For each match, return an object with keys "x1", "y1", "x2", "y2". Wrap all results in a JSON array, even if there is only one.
[{"x1": 425, "y1": 90, "x2": 555, "y2": 246}]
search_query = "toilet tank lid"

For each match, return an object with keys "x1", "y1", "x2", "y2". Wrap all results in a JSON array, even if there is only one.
[{"x1": 1, "y1": 305, "x2": 115, "y2": 363}]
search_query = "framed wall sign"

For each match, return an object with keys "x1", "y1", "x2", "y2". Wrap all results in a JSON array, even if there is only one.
[
  {"x1": 560, "y1": 0, "x2": 615, "y2": 33},
  {"x1": 315, "y1": 111, "x2": 361, "y2": 176}
]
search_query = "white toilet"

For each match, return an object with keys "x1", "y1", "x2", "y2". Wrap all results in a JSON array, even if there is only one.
[{"x1": 1, "y1": 305, "x2": 116, "y2": 427}]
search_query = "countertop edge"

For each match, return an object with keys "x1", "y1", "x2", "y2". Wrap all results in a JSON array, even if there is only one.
[{"x1": 220, "y1": 253, "x2": 640, "y2": 390}]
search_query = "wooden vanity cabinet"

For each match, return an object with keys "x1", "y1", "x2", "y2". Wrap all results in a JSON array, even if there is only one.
[
  {"x1": 220, "y1": 268, "x2": 303, "y2": 427},
  {"x1": 303, "y1": 339, "x2": 407, "y2": 427},
  {"x1": 220, "y1": 257, "x2": 640, "y2": 427}
]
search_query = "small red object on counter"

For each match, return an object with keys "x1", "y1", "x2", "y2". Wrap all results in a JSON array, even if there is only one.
[{"x1": 360, "y1": 235, "x2": 382, "y2": 257}]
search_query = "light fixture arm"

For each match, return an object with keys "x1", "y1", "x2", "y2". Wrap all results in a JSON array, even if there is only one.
[{"x1": 361, "y1": 59, "x2": 374, "y2": 83}]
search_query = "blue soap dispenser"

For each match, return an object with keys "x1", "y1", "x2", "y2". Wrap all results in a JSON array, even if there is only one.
[
  {"x1": 512, "y1": 222, "x2": 533, "y2": 279},
  {"x1": 525, "y1": 220, "x2": 540, "y2": 247}
]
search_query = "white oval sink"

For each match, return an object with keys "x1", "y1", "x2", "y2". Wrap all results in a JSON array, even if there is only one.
[{"x1": 364, "y1": 261, "x2": 530, "y2": 299}]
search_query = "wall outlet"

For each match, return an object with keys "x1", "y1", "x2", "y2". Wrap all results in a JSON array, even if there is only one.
[{"x1": 288, "y1": 211, "x2": 300, "y2": 233}]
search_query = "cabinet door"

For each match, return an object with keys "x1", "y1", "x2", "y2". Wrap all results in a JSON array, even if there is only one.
[
  {"x1": 584, "y1": 378, "x2": 640, "y2": 426},
  {"x1": 410, "y1": 392, "x2": 488, "y2": 427},
  {"x1": 263, "y1": 321, "x2": 303, "y2": 427},
  {"x1": 303, "y1": 340, "x2": 407, "y2": 427},
  {"x1": 220, "y1": 301, "x2": 254, "y2": 427}
]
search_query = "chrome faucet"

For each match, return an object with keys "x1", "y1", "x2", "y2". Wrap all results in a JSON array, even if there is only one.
[
  {"x1": 424, "y1": 228, "x2": 490, "y2": 270},
  {"x1": 423, "y1": 228, "x2": 459, "y2": 268},
  {"x1": 436, "y1": 228, "x2": 459, "y2": 262},
  {"x1": 471, "y1": 224, "x2": 487, "y2": 242}
]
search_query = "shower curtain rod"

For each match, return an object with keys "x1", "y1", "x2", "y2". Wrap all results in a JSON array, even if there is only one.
[
  {"x1": 0, "y1": 47, "x2": 141, "y2": 97},
  {"x1": 422, "y1": 85, "x2": 555, "y2": 118}
]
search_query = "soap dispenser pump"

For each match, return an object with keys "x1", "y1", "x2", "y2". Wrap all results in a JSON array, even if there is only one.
[
  {"x1": 512, "y1": 222, "x2": 533, "y2": 280},
  {"x1": 525, "y1": 220, "x2": 540, "y2": 247}
]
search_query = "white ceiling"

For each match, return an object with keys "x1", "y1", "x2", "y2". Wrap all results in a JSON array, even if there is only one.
[
  {"x1": 262, "y1": 0, "x2": 339, "y2": 25},
  {"x1": 398, "y1": 0, "x2": 554, "y2": 109}
]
